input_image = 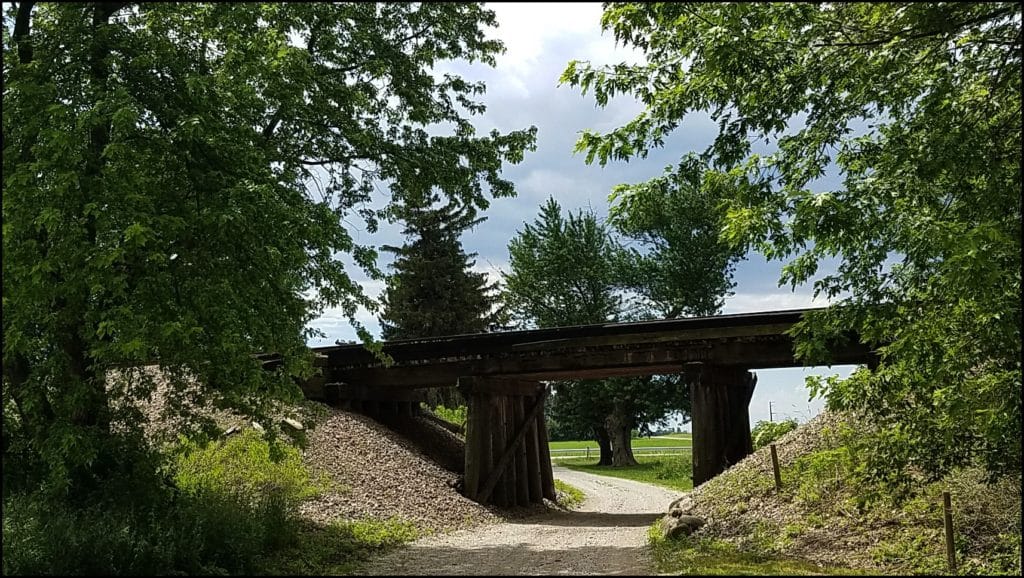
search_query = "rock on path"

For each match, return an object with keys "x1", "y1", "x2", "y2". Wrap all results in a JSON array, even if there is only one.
[{"x1": 363, "y1": 466, "x2": 683, "y2": 576}]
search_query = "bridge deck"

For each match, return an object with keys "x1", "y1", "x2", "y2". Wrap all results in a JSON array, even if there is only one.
[{"x1": 305, "y1": 307, "x2": 872, "y2": 391}]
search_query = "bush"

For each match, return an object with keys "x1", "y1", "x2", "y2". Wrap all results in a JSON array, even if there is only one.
[
  {"x1": 3, "y1": 430, "x2": 322, "y2": 575},
  {"x1": 751, "y1": 419, "x2": 798, "y2": 450},
  {"x1": 430, "y1": 404, "x2": 467, "y2": 430}
]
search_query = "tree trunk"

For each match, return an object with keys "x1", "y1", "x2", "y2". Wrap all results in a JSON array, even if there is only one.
[
  {"x1": 607, "y1": 405, "x2": 638, "y2": 467},
  {"x1": 594, "y1": 424, "x2": 613, "y2": 465}
]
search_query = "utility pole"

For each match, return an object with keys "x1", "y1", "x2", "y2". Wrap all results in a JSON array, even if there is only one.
[{"x1": 769, "y1": 400, "x2": 774, "y2": 422}]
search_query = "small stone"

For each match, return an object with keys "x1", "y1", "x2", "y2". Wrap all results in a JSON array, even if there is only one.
[
  {"x1": 668, "y1": 495, "x2": 695, "y2": 514},
  {"x1": 282, "y1": 417, "x2": 304, "y2": 431},
  {"x1": 251, "y1": 420, "x2": 264, "y2": 432}
]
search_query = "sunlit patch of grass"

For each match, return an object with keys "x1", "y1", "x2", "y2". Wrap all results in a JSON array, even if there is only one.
[
  {"x1": 648, "y1": 526, "x2": 864, "y2": 576},
  {"x1": 558, "y1": 454, "x2": 693, "y2": 492},
  {"x1": 258, "y1": 518, "x2": 418, "y2": 575}
]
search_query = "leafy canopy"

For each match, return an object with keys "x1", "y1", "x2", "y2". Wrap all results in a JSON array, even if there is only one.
[
  {"x1": 503, "y1": 197, "x2": 624, "y2": 328},
  {"x1": 610, "y1": 153, "x2": 743, "y2": 318},
  {"x1": 2, "y1": 2, "x2": 535, "y2": 493},
  {"x1": 562, "y1": 2, "x2": 1021, "y2": 481},
  {"x1": 503, "y1": 199, "x2": 692, "y2": 462}
]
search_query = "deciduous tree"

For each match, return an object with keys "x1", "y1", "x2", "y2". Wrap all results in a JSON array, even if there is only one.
[
  {"x1": 563, "y1": 2, "x2": 1021, "y2": 483},
  {"x1": 2, "y1": 2, "x2": 535, "y2": 493}
]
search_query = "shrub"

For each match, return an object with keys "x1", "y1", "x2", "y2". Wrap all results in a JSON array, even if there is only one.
[
  {"x1": 751, "y1": 419, "x2": 798, "y2": 450},
  {"x1": 430, "y1": 404, "x2": 467, "y2": 430},
  {"x1": 3, "y1": 430, "x2": 322, "y2": 575}
]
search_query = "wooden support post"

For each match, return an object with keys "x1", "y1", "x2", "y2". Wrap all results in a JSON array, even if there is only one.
[
  {"x1": 524, "y1": 394, "x2": 543, "y2": 503},
  {"x1": 463, "y1": 392, "x2": 486, "y2": 500},
  {"x1": 362, "y1": 400, "x2": 379, "y2": 418},
  {"x1": 490, "y1": 395, "x2": 509, "y2": 507},
  {"x1": 535, "y1": 393, "x2": 556, "y2": 502},
  {"x1": 691, "y1": 365, "x2": 756, "y2": 487},
  {"x1": 348, "y1": 399, "x2": 362, "y2": 413},
  {"x1": 513, "y1": 396, "x2": 530, "y2": 506},
  {"x1": 502, "y1": 396, "x2": 518, "y2": 505}
]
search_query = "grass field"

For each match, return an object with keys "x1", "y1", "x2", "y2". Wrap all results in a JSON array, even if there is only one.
[
  {"x1": 555, "y1": 454, "x2": 694, "y2": 492},
  {"x1": 549, "y1": 436, "x2": 691, "y2": 450}
]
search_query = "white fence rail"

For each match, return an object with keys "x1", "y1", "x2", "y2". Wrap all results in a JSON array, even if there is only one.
[{"x1": 549, "y1": 445, "x2": 691, "y2": 460}]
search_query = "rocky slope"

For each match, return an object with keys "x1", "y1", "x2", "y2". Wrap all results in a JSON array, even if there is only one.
[{"x1": 299, "y1": 408, "x2": 498, "y2": 534}]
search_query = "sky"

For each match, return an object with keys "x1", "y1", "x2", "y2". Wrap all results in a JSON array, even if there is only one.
[{"x1": 306, "y1": 3, "x2": 860, "y2": 429}]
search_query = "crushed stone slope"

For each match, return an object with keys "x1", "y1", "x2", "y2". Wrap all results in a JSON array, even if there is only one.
[{"x1": 300, "y1": 408, "x2": 498, "y2": 533}]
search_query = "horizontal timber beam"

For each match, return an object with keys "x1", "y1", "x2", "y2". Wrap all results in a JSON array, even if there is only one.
[{"x1": 325, "y1": 336, "x2": 873, "y2": 389}]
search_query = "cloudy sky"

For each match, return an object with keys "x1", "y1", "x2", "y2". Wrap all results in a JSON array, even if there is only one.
[{"x1": 307, "y1": 3, "x2": 858, "y2": 428}]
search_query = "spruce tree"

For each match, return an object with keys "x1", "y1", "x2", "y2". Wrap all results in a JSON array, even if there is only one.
[{"x1": 379, "y1": 193, "x2": 500, "y2": 406}]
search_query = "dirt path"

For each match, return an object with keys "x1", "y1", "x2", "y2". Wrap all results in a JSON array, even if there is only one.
[{"x1": 363, "y1": 465, "x2": 682, "y2": 576}]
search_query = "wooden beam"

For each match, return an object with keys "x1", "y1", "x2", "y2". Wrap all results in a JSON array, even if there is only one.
[
  {"x1": 477, "y1": 386, "x2": 549, "y2": 504},
  {"x1": 489, "y1": 395, "x2": 509, "y2": 507},
  {"x1": 536, "y1": 402, "x2": 556, "y2": 501},
  {"x1": 524, "y1": 393, "x2": 543, "y2": 503},
  {"x1": 459, "y1": 376, "x2": 543, "y2": 397},
  {"x1": 513, "y1": 396, "x2": 530, "y2": 506},
  {"x1": 328, "y1": 333, "x2": 872, "y2": 388}
]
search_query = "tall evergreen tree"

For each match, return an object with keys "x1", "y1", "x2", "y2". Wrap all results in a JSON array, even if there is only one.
[{"x1": 379, "y1": 193, "x2": 501, "y2": 406}]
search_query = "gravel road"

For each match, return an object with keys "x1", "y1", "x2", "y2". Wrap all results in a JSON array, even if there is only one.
[{"x1": 364, "y1": 465, "x2": 683, "y2": 576}]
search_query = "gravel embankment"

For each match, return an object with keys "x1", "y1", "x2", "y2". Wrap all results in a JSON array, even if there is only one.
[
  {"x1": 362, "y1": 465, "x2": 683, "y2": 576},
  {"x1": 299, "y1": 408, "x2": 498, "y2": 533}
]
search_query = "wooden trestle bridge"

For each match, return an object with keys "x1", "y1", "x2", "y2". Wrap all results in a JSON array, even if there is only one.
[{"x1": 296, "y1": 307, "x2": 874, "y2": 507}]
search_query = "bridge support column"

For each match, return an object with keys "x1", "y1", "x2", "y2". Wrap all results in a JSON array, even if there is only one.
[
  {"x1": 459, "y1": 377, "x2": 553, "y2": 507},
  {"x1": 691, "y1": 365, "x2": 757, "y2": 487}
]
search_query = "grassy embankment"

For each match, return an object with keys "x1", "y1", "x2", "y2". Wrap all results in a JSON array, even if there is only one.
[
  {"x1": 2, "y1": 407, "x2": 419, "y2": 576},
  {"x1": 647, "y1": 413, "x2": 1021, "y2": 576}
]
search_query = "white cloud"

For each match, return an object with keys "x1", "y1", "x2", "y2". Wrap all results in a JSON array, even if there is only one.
[
  {"x1": 485, "y1": 3, "x2": 643, "y2": 98},
  {"x1": 722, "y1": 291, "x2": 832, "y2": 314}
]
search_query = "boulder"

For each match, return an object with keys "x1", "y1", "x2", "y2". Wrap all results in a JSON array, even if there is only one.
[{"x1": 661, "y1": 513, "x2": 705, "y2": 539}]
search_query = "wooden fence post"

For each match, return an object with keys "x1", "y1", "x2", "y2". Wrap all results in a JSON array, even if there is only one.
[
  {"x1": 943, "y1": 491, "x2": 957, "y2": 574},
  {"x1": 770, "y1": 444, "x2": 782, "y2": 491}
]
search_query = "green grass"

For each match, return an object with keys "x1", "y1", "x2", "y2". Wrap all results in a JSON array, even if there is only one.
[
  {"x1": 557, "y1": 454, "x2": 694, "y2": 492},
  {"x1": 553, "y1": 479, "x2": 586, "y2": 509},
  {"x1": 648, "y1": 527, "x2": 864, "y2": 575},
  {"x1": 550, "y1": 436, "x2": 691, "y2": 450},
  {"x1": 258, "y1": 518, "x2": 418, "y2": 575}
]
